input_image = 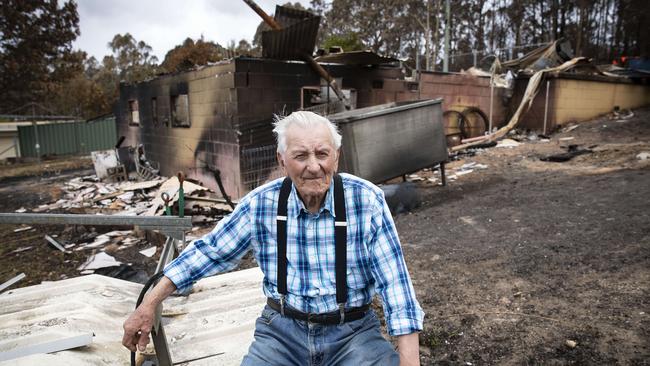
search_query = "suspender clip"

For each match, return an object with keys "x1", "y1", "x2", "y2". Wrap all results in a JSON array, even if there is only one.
[{"x1": 338, "y1": 303, "x2": 345, "y2": 325}]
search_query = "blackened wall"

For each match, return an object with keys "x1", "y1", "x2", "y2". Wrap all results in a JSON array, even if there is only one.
[
  {"x1": 116, "y1": 61, "x2": 241, "y2": 196},
  {"x1": 117, "y1": 57, "x2": 405, "y2": 198}
]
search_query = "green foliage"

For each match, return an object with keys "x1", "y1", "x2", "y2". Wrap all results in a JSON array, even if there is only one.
[
  {"x1": 161, "y1": 37, "x2": 225, "y2": 73},
  {"x1": 0, "y1": 0, "x2": 81, "y2": 113},
  {"x1": 314, "y1": 0, "x2": 650, "y2": 70},
  {"x1": 322, "y1": 33, "x2": 365, "y2": 52},
  {"x1": 107, "y1": 33, "x2": 158, "y2": 83}
]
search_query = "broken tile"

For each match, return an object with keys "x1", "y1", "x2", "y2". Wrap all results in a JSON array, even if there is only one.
[
  {"x1": 139, "y1": 247, "x2": 157, "y2": 258},
  {"x1": 77, "y1": 252, "x2": 121, "y2": 271},
  {"x1": 83, "y1": 235, "x2": 111, "y2": 249},
  {"x1": 121, "y1": 180, "x2": 164, "y2": 191}
]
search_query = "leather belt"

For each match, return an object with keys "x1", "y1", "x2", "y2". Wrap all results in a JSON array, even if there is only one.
[{"x1": 267, "y1": 298, "x2": 370, "y2": 325}]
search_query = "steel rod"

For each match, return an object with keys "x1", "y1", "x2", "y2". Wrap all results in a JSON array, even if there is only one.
[
  {"x1": 0, "y1": 213, "x2": 192, "y2": 229},
  {"x1": 543, "y1": 80, "x2": 550, "y2": 135},
  {"x1": 0, "y1": 273, "x2": 26, "y2": 293}
]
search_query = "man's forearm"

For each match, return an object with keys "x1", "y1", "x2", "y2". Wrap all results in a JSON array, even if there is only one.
[
  {"x1": 141, "y1": 276, "x2": 177, "y2": 309},
  {"x1": 396, "y1": 332, "x2": 420, "y2": 366}
]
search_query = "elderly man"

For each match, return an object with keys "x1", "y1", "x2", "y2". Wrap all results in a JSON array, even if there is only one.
[{"x1": 122, "y1": 111, "x2": 424, "y2": 365}]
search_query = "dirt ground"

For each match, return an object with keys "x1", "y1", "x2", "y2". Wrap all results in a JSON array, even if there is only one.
[
  {"x1": 0, "y1": 108, "x2": 648, "y2": 364},
  {"x1": 397, "y1": 108, "x2": 650, "y2": 365}
]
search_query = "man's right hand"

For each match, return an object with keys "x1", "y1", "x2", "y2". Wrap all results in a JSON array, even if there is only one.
[
  {"x1": 122, "y1": 304, "x2": 155, "y2": 352},
  {"x1": 121, "y1": 276, "x2": 177, "y2": 352}
]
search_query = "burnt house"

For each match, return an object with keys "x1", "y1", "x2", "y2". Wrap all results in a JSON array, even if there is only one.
[{"x1": 116, "y1": 58, "x2": 405, "y2": 199}]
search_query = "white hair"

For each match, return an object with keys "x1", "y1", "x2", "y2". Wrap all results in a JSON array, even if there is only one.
[{"x1": 273, "y1": 111, "x2": 342, "y2": 154}]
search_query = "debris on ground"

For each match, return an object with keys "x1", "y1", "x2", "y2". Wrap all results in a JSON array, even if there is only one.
[
  {"x1": 496, "y1": 139, "x2": 520, "y2": 148},
  {"x1": 77, "y1": 252, "x2": 122, "y2": 273},
  {"x1": 20, "y1": 173, "x2": 233, "y2": 219},
  {"x1": 565, "y1": 340, "x2": 578, "y2": 349},
  {"x1": 563, "y1": 124, "x2": 580, "y2": 133},
  {"x1": 381, "y1": 182, "x2": 421, "y2": 214},
  {"x1": 609, "y1": 108, "x2": 634, "y2": 121},
  {"x1": 44, "y1": 234, "x2": 69, "y2": 253},
  {"x1": 10, "y1": 246, "x2": 33, "y2": 254},
  {"x1": 139, "y1": 247, "x2": 157, "y2": 258},
  {"x1": 540, "y1": 145, "x2": 593, "y2": 162}
]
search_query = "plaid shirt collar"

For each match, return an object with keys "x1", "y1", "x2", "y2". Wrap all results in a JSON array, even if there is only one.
[{"x1": 288, "y1": 178, "x2": 336, "y2": 218}]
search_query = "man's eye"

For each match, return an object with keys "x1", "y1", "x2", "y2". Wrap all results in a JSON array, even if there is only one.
[
  {"x1": 294, "y1": 154, "x2": 307, "y2": 160},
  {"x1": 316, "y1": 152, "x2": 328, "y2": 158}
]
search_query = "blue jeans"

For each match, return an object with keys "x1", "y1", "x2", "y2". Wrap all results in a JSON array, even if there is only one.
[{"x1": 241, "y1": 305, "x2": 399, "y2": 366}]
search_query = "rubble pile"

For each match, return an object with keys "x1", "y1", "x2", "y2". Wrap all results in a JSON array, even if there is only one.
[{"x1": 19, "y1": 175, "x2": 233, "y2": 221}]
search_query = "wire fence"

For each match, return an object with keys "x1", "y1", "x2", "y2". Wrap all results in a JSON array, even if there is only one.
[{"x1": 240, "y1": 144, "x2": 282, "y2": 191}]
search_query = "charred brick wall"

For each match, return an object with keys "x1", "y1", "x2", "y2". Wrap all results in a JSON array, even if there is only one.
[{"x1": 116, "y1": 61, "x2": 242, "y2": 197}]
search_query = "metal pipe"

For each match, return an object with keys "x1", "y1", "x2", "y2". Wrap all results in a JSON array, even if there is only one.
[
  {"x1": 489, "y1": 74, "x2": 494, "y2": 134},
  {"x1": 31, "y1": 104, "x2": 41, "y2": 162},
  {"x1": 177, "y1": 172, "x2": 185, "y2": 218},
  {"x1": 0, "y1": 273, "x2": 26, "y2": 293},
  {"x1": 543, "y1": 80, "x2": 550, "y2": 135},
  {"x1": 242, "y1": 0, "x2": 282, "y2": 30},
  {"x1": 0, "y1": 213, "x2": 191, "y2": 228},
  {"x1": 302, "y1": 55, "x2": 350, "y2": 109}
]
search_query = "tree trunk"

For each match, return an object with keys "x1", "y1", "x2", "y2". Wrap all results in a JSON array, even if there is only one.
[{"x1": 432, "y1": 0, "x2": 441, "y2": 70}]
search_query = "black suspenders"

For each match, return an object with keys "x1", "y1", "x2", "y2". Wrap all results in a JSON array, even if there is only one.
[{"x1": 276, "y1": 174, "x2": 348, "y2": 323}]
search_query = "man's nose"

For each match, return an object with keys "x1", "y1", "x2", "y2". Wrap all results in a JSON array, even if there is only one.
[{"x1": 306, "y1": 155, "x2": 320, "y2": 172}]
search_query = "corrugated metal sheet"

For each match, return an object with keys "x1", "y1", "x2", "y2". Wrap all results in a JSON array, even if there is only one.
[
  {"x1": 261, "y1": 6, "x2": 320, "y2": 60},
  {"x1": 17, "y1": 116, "x2": 117, "y2": 157},
  {"x1": 0, "y1": 268, "x2": 265, "y2": 365}
]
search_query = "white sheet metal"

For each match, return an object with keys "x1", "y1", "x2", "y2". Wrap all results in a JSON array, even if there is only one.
[{"x1": 0, "y1": 268, "x2": 265, "y2": 365}]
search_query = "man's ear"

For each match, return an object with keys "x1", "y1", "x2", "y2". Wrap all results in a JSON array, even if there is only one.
[
  {"x1": 333, "y1": 148, "x2": 341, "y2": 172},
  {"x1": 277, "y1": 152, "x2": 286, "y2": 172}
]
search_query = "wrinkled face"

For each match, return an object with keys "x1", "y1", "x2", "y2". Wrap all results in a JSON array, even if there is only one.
[{"x1": 277, "y1": 123, "x2": 339, "y2": 202}]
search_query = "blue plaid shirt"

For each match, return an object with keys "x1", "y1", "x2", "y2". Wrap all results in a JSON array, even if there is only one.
[{"x1": 164, "y1": 173, "x2": 424, "y2": 336}]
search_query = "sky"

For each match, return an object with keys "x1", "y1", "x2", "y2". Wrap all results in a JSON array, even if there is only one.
[{"x1": 73, "y1": 0, "x2": 312, "y2": 62}]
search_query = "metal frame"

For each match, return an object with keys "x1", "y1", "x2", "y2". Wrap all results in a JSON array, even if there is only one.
[
  {"x1": 0, "y1": 212, "x2": 192, "y2": 365},
  {"x1": 0, "y1": 213, "x2": 190, "y2": 240}
]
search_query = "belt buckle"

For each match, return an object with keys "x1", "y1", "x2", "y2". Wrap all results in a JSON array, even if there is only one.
[{"x1": 279, "y1": 295, "x2": 286, "y2": 316}]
